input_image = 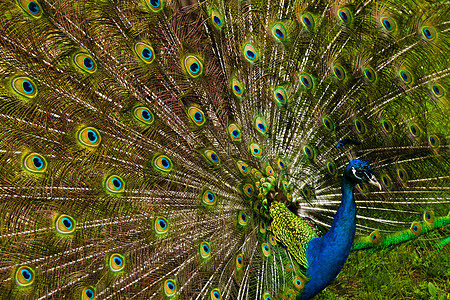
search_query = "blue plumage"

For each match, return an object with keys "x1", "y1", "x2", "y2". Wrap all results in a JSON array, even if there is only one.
[{"x1": 302, "y1": 160, "x2": 376, "y2": 298}]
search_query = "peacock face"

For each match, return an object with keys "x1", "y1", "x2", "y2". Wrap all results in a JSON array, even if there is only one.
[{"x1": 345, "y1": 159, "x2": 381, "y2": 189}]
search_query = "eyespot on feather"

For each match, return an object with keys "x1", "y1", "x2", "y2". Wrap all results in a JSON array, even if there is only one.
[
  {"x1": 202, "y1": 190, "x2": 217, "y2": 206},
  {"x1": 262, "y1": 292, "x2": 273, "y2": 300},
  {"x1": 155, "y1": 216, "x2": 169, "y2": 235},
  {"x1": 254, "y1": 117, "x2": 268, "y2": 134},
  {"x1": 163, "y1": 279, "x2": 177, "y2": 297},
  {"x1": 332, "y1": 65, "x2": 346, "y2": 80},
  {"x1": 322, "y1": 116, "x2": 334, "y2": 131},
  {"x1": 285, "y1": 263, "x2": 295, "y2": 272},
  {"x1": 252, "y1": 168, "x2": 263, "y2": 180},
  {"x1": 265, "y1": 165, "x2": 274, "y2": 176},
  {"x1": 228, "y1": 124, "x2": 242, "y2": 141},
  {"x1": 23, "y1": 153, "x2": 47, "y2": 173},
  {"x1": 380, "y1": 16, "x2": 396, "y2": 33},
  {"x1": 354, "y1": 119, "x2": 366, "y2": 134},
  {"x1": 19, "y1": 0, "x2": 42, "y2": 18},
  {"x1": 277, "y1": 157, "x2": 287, "y2": 170},
  {"x1": 134, "y1": 42, "x2": 155, "y2": 64},
  {"x1": 210, "y1": 288, "x2": 222, "y2": 300},
  {"x1": 188, "y1": 106, "x2": 206, "y2": 126},
  {"x1": 15, "y1": 266, "x2": 35, "y2": 287},
  {"x1": 300, "y1": 74, "x2": 314, "y2": 90},
  {"x1": 423, "y1": 211, "x2": 435, "y2": 224},
  {"x1": 428, "y1": 134, "x2": 440, "y2": 148},
  {"x1": 145, "y1": 0, "x2": 163, "y2": 12},
  {"x1": 249, "y1": 143, "x2": 262, "y2": 158},
  {"x1": 12, "y1": 76, "x2": 38, "y2": 98},
  {"x1": 301, "y1": 12, "x2": 315, "y2": 30},
  {"x1": 236, "y1": 160, "x2": 250, "y2": 175},
  {"x1": 326, "y1": 160, "x2": 337, "y2": 176},
  {"x1": 302, "y1": 186, "x2": 312, "y2": 200},
  {"x1": 204, "y1": 149, "x2": 220, "y2": 165},
  {"x1": 153, "y1": 155, "x2": 173, "y2": 173},
  {"x1": 105, "y1": 175, "x2": 125, "y2": 194},
  {"x1": 337, "y1": 7, "x2": 352, "y2": 24},
  {"x1": 356, "y1": 183, "x2": 369, "y2": 195},
  {"x1": 272, "y1": 23, "x2": 287, "y2": 42},
  {"x1": 109, "y1": 253, "x2": 125, "y2": 272},
  {"x1": 184, "y1": 55, "x2": 203, "y2": 78},
  {"x1": 55, "y1": 214, "x2": 76, "y2": 234},
  {"x1": 410, "y1": 221, "x2": 421, "y2": 236},
  {"x1": 255, "y1": 182, "x2": 261, "y2": 190},
  {"x1": 408, "y1": 123, "x2": 421, "y2": 137},
  {"x1": 421, "y1": 26, "x2": 436, "y2": 41},
  {"x1": 369, "y1": 230, "x2": 381, "y2": 245},
  {"x1": 133, "y1": 106, "x2": 155, "y2": 125},
  {"x1": 210, "y1": 9, "x2": 223, "y2": 29},
  {"x1": 81, "y1": 286, "x2": 97, "y2": 300},
  {"x1": 274, "y1": 87, "x2": 288, "y2": 105},
  {"x1": 286, "y1": 193, "x2": 292, "y2": 203},
  {"x1": 231, "y1": 78, "x2": 244, "y2": 98},
  {"x1": 261, "y1": 243, "x2": 271, "y2": 257},
  {"x1": 238, "y1": 211, "x2": 248, "y2": 226},
  {"x1": 78, "y1": 127, "x2": 101, "y2": 148},
  {"x1": 396, "y1": 167, "x2": 408, "y2": 182},
  {"x1": 199, "y1": 241, "x2": 211, "y2": 259},
  {"x1": 283, "y1": 290, "x2": 296, "y2": 300},
  {"x1": 364, "y1": 67, "x2": 377, "y2": 83},
  {"x1": 243, "y1": 43, "x2": 259, "y2": 63},
  {"x1": 399, "y1": 69, "x2": 413, "y2": 85},
  {"x1": 253, "y1": 201, "x2": 261, "y2": 212},
  {"x1": 259, "y1": 221, "x2": 266, "y2": 234},
  {"x1": 269, "y1": 234, "x2": 277, "y2": 245},
  {"x1": 293, "y1": 276, "x2": 305, "y2": 290},
  {"x1": 381, "y1": 119, "x2": 393, "y2": 134},
  {"x1": 243, "y1": 184, "x2": 254, "y2": 198},
  {"x1": 235, "y1": 254, "x2": 244, "y2": 271},
  {"x1": 293, "y1": 198, "x2": 300, "y2": 209},
  {"x1": 74, "y1": 53, "x2": 97, "y2": 73},
  {"x1": 303, "y1": 145, "x2": 315, "y2": 159},
  {"x1": 431, "y1": 83, "x2": 445, "y2": 98},
  {"x1": 380, "y1": 173, "x2": 392, "y2": 189}
]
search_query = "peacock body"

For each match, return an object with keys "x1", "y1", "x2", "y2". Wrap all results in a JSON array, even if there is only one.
[{"x1": 0, "y1": 0, "x2": 450, "y2": 299}]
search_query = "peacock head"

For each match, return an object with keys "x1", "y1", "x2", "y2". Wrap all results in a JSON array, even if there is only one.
[{"x1": 344, "y1": 159, "x2": 381, "y2": 189}]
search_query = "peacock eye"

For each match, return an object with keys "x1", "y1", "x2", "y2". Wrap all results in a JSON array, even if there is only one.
[{"x1": 356, "y1": 171, "x2": 365, "y2": 178}]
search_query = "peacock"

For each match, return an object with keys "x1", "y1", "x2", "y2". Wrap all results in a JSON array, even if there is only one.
[{"x1": 0, "y1": 0, "x2": 449, "y2": 299}]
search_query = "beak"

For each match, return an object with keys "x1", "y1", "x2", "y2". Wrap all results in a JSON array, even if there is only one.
[{"x1": 368, "y1": 174, "x2": 382, "y2": 191}]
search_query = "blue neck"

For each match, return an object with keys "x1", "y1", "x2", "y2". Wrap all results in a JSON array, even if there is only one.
[{"x1": 300, "y1": 176, "x2": 356, "y2": 299}]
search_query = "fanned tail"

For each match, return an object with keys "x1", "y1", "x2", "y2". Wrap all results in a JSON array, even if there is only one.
[{"x1": 0, "y1": 0, "x2": 449, "y2": 299}]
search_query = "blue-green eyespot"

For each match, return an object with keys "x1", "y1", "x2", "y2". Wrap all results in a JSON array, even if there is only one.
[
  {"x1": 74, "y1": 53, "x2": 97, "y2": 73},
  {"x1": 134, "y1": 42, "x2": 155, "y2": 64},
  {"x1": 243, "y1": 43, "x2": 259, "y2": 63}
]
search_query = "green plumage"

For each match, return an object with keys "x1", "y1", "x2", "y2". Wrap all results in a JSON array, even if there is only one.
[
  {"x1": 270, "y1": 201, "x2": 318, "y2": 269},
  {"x1": 0, "y1": 0, "x2": 449, "y2": 299}
]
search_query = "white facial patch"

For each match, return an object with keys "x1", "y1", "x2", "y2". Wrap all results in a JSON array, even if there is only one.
[
  {"x1": 351, "y1": 167, "x2": 368, "y2": 180},
  {"x1": 351, "y1": 167, "x2": 362, "y2": 180}
]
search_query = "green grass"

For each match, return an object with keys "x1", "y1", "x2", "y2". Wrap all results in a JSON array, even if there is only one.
[{"x1": 315, "y1": 227, "x2": 450, "y2": 299}]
